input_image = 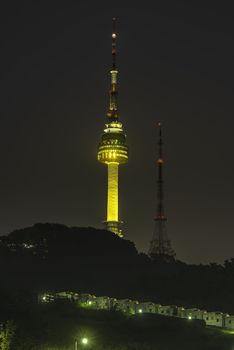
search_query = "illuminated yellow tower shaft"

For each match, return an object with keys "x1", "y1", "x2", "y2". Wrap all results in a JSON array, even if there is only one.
[
  {"x1": 97, "y1": 18, "x2": 128, "y2": 237},
  {"x1": 107, "y1": 163, "x2": 119, "y2": 222}
]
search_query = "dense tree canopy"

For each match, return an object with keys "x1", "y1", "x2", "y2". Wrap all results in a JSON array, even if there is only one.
[
  {"x1": 0, "y1": 223, "x2": 234, "y2": 313},
  {"x1": 1, "y1": 223, "x2": 234, "y2": 349},
  {"x1": 0, "y1": 298, "x2": 233, "y2": 350}
]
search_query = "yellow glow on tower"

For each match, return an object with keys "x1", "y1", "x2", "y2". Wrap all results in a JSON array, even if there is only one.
[
  {"x1": 107, "y1": 163, "x2": 118, "y2": 222},
  {"x1": 97, "y1": 18, "x2": 128, "y2": 237}
]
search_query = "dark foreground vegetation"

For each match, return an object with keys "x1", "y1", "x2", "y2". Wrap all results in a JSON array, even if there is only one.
[
  {"x1": 1, "y1": 223, "x2": 234, "y2": 313},
  {"x1": 1, "y1": 298, "x2": 234, "y2": 350},
  {"x1": 1, "y1": 223, "x2": 234, "y2": 349}
]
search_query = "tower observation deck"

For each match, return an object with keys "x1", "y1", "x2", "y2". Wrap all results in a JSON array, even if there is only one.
[{"x1": 97, "y1": 18, "x2": 128, "y2": 237}]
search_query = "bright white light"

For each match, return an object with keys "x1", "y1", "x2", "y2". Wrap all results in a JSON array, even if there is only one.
[
  {"x1": 188, "y1": 315, "x2": 192, "y2": 320},
  {"x1": 138, "y1": 309, "x2": 143, "y2": 313},
  {"x1": 81, "y1": 338, "x2": 88, "y2": 345},
  {"x1": 42, "y1": 296, "x2": 46, "y2": 301},
  {"x1": 88, "y1": 301, "x2": 92, "y2": 305},
  {"x1": 112, "y1": 33, "x2": 116, "y2": 38}
]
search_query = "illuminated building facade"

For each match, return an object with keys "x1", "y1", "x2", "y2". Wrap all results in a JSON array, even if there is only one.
[
  {"x1": 148, "y1": 123, "x2": 175, "y2": 260},
  {"x1": 97, "y1": 19, "x2": 128, "y2": 237}
]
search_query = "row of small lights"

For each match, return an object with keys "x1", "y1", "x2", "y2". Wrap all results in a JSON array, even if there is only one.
[
  {"x1": 89, "y1": 300, "x2": 144, "y2": 314},
  {"x1": 138, "y1": 309, "x2": 193, "y2": 320},
  {"x1": 43, "y1": 296, "x2": 234, "y2": 342},
  {"x1": 43, "y1": 297, "x2": 193, "y2": 320}
]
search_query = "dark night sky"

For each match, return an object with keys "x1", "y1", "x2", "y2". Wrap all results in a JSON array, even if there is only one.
[{"x1": 0, "y1": 1, "x2": 233, "y2": 263}]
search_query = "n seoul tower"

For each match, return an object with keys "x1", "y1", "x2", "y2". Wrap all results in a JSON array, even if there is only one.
[{"x1": 97, "y1": 18, "x2": 128, "y2": 237}]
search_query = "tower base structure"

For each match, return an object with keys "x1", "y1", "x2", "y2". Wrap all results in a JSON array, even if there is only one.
[
  {"x1": 149, "y1": 219, "x2": 176, "y2": 261},
  {"x1": 149, "y1": 239, "x2": 175, "y2": 261},
  {"x1": 106, "y1": 220, "x2": 123, "y2": 237}
]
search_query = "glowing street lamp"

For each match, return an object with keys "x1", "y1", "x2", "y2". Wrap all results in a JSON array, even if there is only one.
[
  {"x1": 75, "y1": 337, "x2": 89, "y2": 350},
  {"x1": 81, "y1": 338, "x2": 88, "y2": 345}
]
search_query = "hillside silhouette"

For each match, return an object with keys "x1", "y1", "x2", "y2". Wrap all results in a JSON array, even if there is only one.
[
  {"x1": 2, "y1": 299, "x2": 233, "y2": 350},
  {"x1": 1, "y1": 223, "x2": 234, "y2": 313}
]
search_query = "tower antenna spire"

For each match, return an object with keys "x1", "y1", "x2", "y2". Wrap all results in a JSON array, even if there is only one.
[
  {"x1": 148, "y1": 122, "x2": 176, "y2": 261},
  {"x1": 157, "y1": 122, "x2": 165, "y2": 220},
  {"x1": 107, "y1": 17, "x2": 118, "y2": 119},
  {"x1": 112, "y1": 17, "x2": 117, "y2": 70}
]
